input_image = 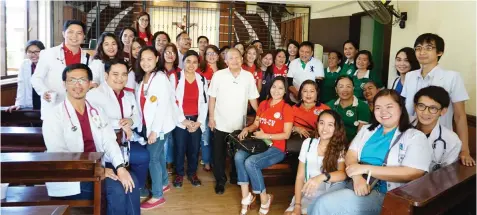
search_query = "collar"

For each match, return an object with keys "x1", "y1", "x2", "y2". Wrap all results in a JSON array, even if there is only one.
[
  {"x1": 327, "y1": 66, "x2": 341, "y2": 73},
  {"x1": 353, "y1": 70, "x2": 370, "y2": 78},
  {"x1": 345, "y1": 59, "x2": 354, "y2": 64},
  {"x1": 300, "y1": 57, "x2": 313, "y2": 65},
  {"x1": 62, "y1": 43, "x2": 81, "y2": 55},
  {"x1": 413, "y1": 118, "x2": 441, "y2": 139},
  {"x1": 334, "y1": 95, "x2": 359, "y2": 107},
  {"x1": 418, "y1": 65, "x2": 440, "y2": 79}
]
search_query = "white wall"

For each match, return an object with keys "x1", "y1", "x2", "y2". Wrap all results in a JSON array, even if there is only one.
[{"x1": 387, "y1": 1, "x2": 476, "y2": 115}]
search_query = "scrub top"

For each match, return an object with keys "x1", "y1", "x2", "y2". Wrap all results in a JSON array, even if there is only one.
[
  {"x1": 341, "y1": 61, "x2": 356, "y2": 77},
  {"x1": 326, "y1": 96, "x2": 371, "y2": 142},
  {"x1": 320, "y1": 67, "x2": 341, "y2": 103},
  {"x1": 351, "y1": 70, "x2": 383, "y2": 100},
  {"x1": 360, "y1": 126, "x2": 397, "y2": 193}
]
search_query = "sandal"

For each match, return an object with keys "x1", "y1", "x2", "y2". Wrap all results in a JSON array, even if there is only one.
[
  {"x1": 240, "y1": 192, "x2": 256, "y2": 215},
  {"x1": 259, "y1": 194, "x2": 273, "y2": 215}
]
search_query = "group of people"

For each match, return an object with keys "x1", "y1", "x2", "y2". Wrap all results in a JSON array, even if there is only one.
[{"x1": 7, "y1": 11, "x2": 474, "y2": 215}]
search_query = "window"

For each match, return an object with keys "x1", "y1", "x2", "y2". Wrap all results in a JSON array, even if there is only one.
[{"x1": 5, "y1": 0, "x2": 27, "y2": 77}]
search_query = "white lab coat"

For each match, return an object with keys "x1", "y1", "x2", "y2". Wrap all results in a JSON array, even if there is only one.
[
  {"x1": 31, "y1": 44, "x2": 91, "y2": 119},
  {"x1": 14, "y1": 59, "x2": 35, "y2": 108},
  {"x1": 135, "y1": 72, "x2": 177, "y2": 137},
  {"x1": 88, "y1": 59, "x2": 106, "y2": 86},
  {"x1": 42, "y1": 98, "x2": 124, "y2": 197},
  {"x1": 349, "y1": 124, "x2": 432, "y2": 191},
  {"x1": 86, "y1": 83, "x2": 142, "y2": 143},
  {"x1": 169, "y1": 70, "x2": 209, "y2": 132}
]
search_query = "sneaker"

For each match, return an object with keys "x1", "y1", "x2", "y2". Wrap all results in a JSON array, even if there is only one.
[
  {"x1": 140, "y1": 197, "x2": 166, "y2": 210},
  {"x1": 162, "y1": 184, "x2": 171, "y2": 193},
  {"x1": 173, "y1": 175, "x2": 184, "y2": 188},
  {"x1": 188, "y1": 174, "x2": 202, "y2": 187},
  {"x1": 140, "y1": 188, "x2": 150, "y2": 198}
]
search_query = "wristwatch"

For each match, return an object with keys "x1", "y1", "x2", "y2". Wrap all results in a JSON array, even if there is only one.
[
  {"x1": 115, "y1": 163, "x2": 125, "y2": 171},
  {"x1": 323, "y1": 172, "x2": 331, "y2": 182}
]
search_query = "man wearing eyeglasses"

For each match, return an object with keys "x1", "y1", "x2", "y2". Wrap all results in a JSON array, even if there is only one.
[
  {"x1": 401, "y1": 33, "x2": 474, "y2": 167},
  {"x1": 412, "y1": 86, "x2": 461, "y2": 171},
  {"x1": 176, "y1": 32, "x2": 191, "y2": 69}
]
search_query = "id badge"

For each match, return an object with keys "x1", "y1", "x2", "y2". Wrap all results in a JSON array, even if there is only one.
[{"x1": 159, "y1": 132, "x2": 165, "y2": 140}]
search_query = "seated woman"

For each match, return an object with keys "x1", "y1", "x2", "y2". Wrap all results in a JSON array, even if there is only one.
[
  {"x1": 7, "y1": 40, "x2": 45, "y2": 112},
  {"x1": 363, "y1": 80, "x2": 380, "y2": 112},
  {"x1": 413, "y1": 86, "x2": 462, "y2": 171},
  {"x1": 86, "y1": 59, "x2": 150, "y2": 191},
  {"x1": 236, "y1": 76, "x2": 294, "y2": 215},
  {"x1": 284, "y1": 110, "x2": 348, "y2": 215},
  {"x1": 309, "y1": 89, "x2": 432, "y2": 215},
  {"x1": 326, "y1": 76, "x2": 370, "y2": 142},
  {"x1": 293, "y1": 80, "x2": 330, "y2": 139}
]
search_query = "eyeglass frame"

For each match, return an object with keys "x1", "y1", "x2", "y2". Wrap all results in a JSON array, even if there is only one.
[
  {"x1": 416, "y1": 103, "x2": 442, "y2": 114},
  {"x1": 414, "y1": 46, "x2": 436, "y2": 52},
  {"x1": 66, "y1": 78, "x2": 89, "y2": 85}
]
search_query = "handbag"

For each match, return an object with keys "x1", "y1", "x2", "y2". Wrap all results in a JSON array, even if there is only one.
[
  {"x1": 226, "y1": 130, "x2": 271, "y2": 155},
  {"x1": 286, "y1": 115, "x2": 316, "y2": 154}
]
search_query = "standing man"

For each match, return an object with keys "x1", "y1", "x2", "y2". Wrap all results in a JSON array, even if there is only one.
[
  {"x1": 287, "y1": 41, "x2": 324, "y2": 103},
  {"x1": 402, "y1": 33, "x2": 474, "y2": 166},
  {"x1": 31, "y1": 20, "x2": 91, "y2": 119},
  {"x1": 208, "y1": 48, "x2": 259, "y2": 194},
  {"x1": 176, "y1": 31, "x2": 192, "y2": 69},
  {"x1": 197, "y1": 36, "x2": 209, "y2": 62}
]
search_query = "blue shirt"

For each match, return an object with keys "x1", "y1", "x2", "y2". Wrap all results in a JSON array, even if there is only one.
[
  {"x1": 395, "y1": 80, "x2": 403, "y2": 95},
  {"x1": 360, "y1": 126, "x2": 397, "y2": 193}
]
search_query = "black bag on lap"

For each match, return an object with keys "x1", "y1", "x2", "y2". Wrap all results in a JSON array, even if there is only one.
[{"x1": 226, "y1": 130, "x2": 270, "y2": 155}]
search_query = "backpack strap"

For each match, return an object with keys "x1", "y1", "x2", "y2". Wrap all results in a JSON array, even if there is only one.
[
  {"x1": 200, "y1": 75, "x2": 207, "y2": 103},
  {"x1": 85, "y1": 53, "x2": 90, "y2": 66}
]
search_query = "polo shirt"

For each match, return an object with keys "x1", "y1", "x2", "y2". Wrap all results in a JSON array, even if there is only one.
[
  {"x1": 320, "y1": 67, "x2": 341, "y2": 103},
  {"x1": 287, "y1": 57, "x2": 324, "y2": 102},
  {"x1": 401, "y1": 66, "x2": 469, "y2": 130},
  {"x1": 351, "y1": 70, "x2": 383, "y2": 100},
  {"x1": 360, "y1": 126, "x2": 397, "y2": 193},
  {"x1": 75, "y1": 107, "x2": 96, "y2": 153},
  {"x1": 326, "y1": 96, "x2": 370, "y2": 142},
  {"x1": 208, "y1": 68, "x2": 259, "y2": 133},
  {"x1": 257, "y1": 99, "x2": 294, "y2": 152},
  {"x1": 64, "y1": 44, "x2": 81, "y2": 66},
  {"x1": 292, "y1": 103, "x2": 330, "y2": 131},
  {"x1": 273, "y1": 64, "x2": 288, "y2": 77},
  {"x1": 341, "y1": 60, "x2": 356, "y2": 76}
]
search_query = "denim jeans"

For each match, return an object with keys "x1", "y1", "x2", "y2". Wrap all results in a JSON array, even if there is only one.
[
  {"x1": 57, "y1": 164, "x2": 140, "y2": 215},
  {"x1": 164, "y1": 132, "x2": 174, "y2": 164},
  {"x1": 234, "y1": 147, "x2": 285, "y2": 194},
  {"x1": 147, "y1": 132, "x2": 170, "y2": 198},
  {"x1": 173, "y1": 115, "x2": 202, "y2": 176},
  {"x1": 200, "y1": 118, "x2": 211, "y2": 165},
  {"x1": 308, "y1": 180, "x2": 385, "y2": 215},
  {"x1": 129, "y1": 141, "x2": 150, "y2": 189}
]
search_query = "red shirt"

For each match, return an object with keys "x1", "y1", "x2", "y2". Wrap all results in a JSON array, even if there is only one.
[
  {"x1": 201, "y1": 64, "x2": 214, "y2": 84},
  {"x1": 292, "y1": 103, "x2": 331, "y2": 131},
  {"x1": 140, "y1": 84, "x2": 147, "y2": 125},
  {"x1": 242, "y1": 64, "x2": 262, "y2": 87},
  {"x1": 273, "y1": 64, "x2": 288, "y2": 77},
  {"x1": 256, "y1": 100, "x2": 294, "y2": 152},
  {"x1": 75, "y1": 107, "x2": 96, "y2": 153},
  {"x1": 183, "y1": 80, "x2": 199, "y2": 116},
  {"x1": 64, "y1": 45, "x2": 81, "y2": 66},
  {"x1": 138, "y1": 32, "x2": 152, "y2": 46}
]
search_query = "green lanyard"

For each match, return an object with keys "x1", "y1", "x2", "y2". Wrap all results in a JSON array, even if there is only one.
[{"x1": 304, "y1": 138, "x2": 314, "y2": 182}]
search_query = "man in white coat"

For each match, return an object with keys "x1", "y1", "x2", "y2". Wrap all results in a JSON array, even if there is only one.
[
  {"x1": 31, "y1": 20, "x2": 91, "y2": 120},
  {"x1": 42, "y1": 63, "x2": 139, "y2": 215}
]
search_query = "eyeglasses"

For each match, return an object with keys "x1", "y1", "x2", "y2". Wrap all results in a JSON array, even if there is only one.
[
  {"x1": 27, "y1": 51, "x2": 41, "y2": 55},
  {"x1": 206, "y1": 52, "x2": 217, "y2": 56},
  {"x1": 414, "y1": 46, "x2": 436, "y2": 52},
  {"x1": 165, "y1": 51, "x2": 176, "y2": 56},
  {"x1": 66, "y1": 78, "x2": 89, "y2": 85},
  {"x1": 416, "y1": 103, "x2": 441, "y2": 114}
]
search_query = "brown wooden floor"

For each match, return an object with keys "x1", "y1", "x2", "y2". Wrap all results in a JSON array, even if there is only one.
[{"x1": 141, "y1": 166, "x2": 295, "y2": 215}]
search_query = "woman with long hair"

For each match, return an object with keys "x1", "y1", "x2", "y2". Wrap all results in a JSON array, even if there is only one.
[
  {"x1": 89, "y1": 32, "x2": 123, "y2": 87},
  {"x1": 242, "y1": 45, "x2": 263, "y2": 93},
  {"x1": 135, "y1": 12, "x2": 152, "y2": 46},
  {"x1": 124, "y1": 37, "x2": 146, "y2": 93},
  {"x1": 199, "y1": 45, "x2": 225, "y2": 83},
  {"x1": 390, "y1": 47, "x2": 420, "y2": 94},
  {"x1": 259, "y1": 51, "x2": 273, "y2": 102},
  {"x1": 285, "y1": 110, "x2": 348, "y2": 215},
  {"x1": 236, "y1": 76, "x2": 293, "y2": 215},
  {"x1": 119, "y1": 27, "x2": 137, "y2": 63},
  {"x1": 152, "y1": 31, "x2": 171, "y2": 55},
  {"x1": 351, "y1": 50, "x2": 383, "y2": 100},
  {"x1": 341, "y1": 40, "x2": 359, "y2": 76},
  {"x1": 286, "y1": 39, "x2": 299, "y2": 67}
]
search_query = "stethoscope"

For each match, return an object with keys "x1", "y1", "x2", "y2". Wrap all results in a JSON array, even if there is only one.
[
  {"x1": 431, "y1": 125, "x2": 447, "y2": 171},
  {"x1": 64, "y1": 100, "x2": 105, "y2": 131},
  {"x1": 57, "y1": 46, "x2": 66, "y2": 65}
]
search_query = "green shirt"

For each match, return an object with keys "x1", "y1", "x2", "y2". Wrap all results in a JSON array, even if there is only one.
[
  {"x1": 326, "y1": 96, "x2": 371, "y2": 142},
  {"x1": 341, "y1": 61, "x2": 356, "y2": 77},
  {"x1": 320, "y1": 67, "x2": 341, "y2": 103},
  {"x1": 300, "y1": 59, "x2": 307, "y2": 69},
  {"x1": 352, "y1": 70, "x2": 383, "y2": 100}
]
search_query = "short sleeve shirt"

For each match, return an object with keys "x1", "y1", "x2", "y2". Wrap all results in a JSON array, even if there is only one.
[
  {"x1": 256, "y1": 99, "x2": 294, "y2": 152},
  {"x1": 341, "y1": 61, "x2": 356, "y2": 77},
  {"x1": 326, "y1": 97, "x2": 371, "y2": 142},
  {"x1": 352, "y1": 70, "x2": 383, "y2": 100},
  {"x1": 292, "y1": 103, "x2": 330, "y2": 131},
  {"x1": 287, "y1": 57, "x2": 325, "y2": 90},
  {"x1": 320, "y1": 67, "x2": 341, "y2": 103},
  {"x1": 298, "y1": 138, "x2": 345, "y2": 182}
]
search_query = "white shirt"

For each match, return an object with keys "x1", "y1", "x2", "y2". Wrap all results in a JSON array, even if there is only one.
[
  {"x1": 42, "y1": 98, "x2": 124, "y2": 197},
  {"x1": 208, "y1": 68, "x2": 259, "y2": 133},
  {"x1": 401, "y1": 66, "x2": 469, "y2": 130},
  {"x1": 412, "y1": 120, "x2": 462, "y2": 171},
  {"x1": 177, "y1": 50, "x2": 185, "y2": 69},
  {"x1": 31, "y1": 44, "x2": 90, "y2": 119},
  {"x1": 299, "y1": 138, "x2": 344, "y2": 183},
  {"x1": 287, "y1": 57, "x2": 324, "y2": 102},
  {"x1": 125, "y1": 70, "x2": 137, "y2": 91},
  {"x1": 349, "y1": 125, "x2": 432, "y2": 191},
  {"x1": 15, "y1": 59, "x2": 35, "y2": 108},
  {"x1": 89, "y1": 59, "x2": 106, "y2": 85}
]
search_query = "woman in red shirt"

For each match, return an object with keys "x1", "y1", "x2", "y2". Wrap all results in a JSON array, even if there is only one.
[
  {"x1": 272, "y1": 49, "x2": 288, "y2": 77},
  {"x1": 199, "y1": 45, "x2": 225, "y2": 84},
  {"x1": 242, "y1": 45, "x2": 262, "y2": 93},
  {"x1": 236, "y1": 76, "x2": 293, "y2": 215},
  {"x1": 292, "y1": 80, "x2": 331, "y2": 138},
  {"x1": 119, "y1": 27, "x2": 137, "y2": 63},
  {"x1": 135, "y1": 12, "x2": 152, "y2": 46}
]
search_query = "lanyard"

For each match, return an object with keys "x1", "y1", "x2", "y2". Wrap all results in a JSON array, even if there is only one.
[
  {"x1": 304, "y1": 138, "x2": 314, "y2": 182},
  {"x1": 142, "y1": 72, "x2": 156, "y2": 96}
]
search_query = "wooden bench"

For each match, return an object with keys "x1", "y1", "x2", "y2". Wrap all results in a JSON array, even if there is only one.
[
  {"x1": 1, "y1": 107, "x2": 42, "y2": 127},
  {"x1": 1, "y1": 152, "x2": 104, "y2": 215},
  {"x1": 380, "y1": 161, "x2": 476, "y2": 215},
  {"x1": 1, "y1": 127, "x2": 45, "y2": 152},
  {"x1": 1, "y1": 205, "x2": 70, "y2": 215}
]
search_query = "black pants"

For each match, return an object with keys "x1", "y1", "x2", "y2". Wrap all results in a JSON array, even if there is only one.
[{"x1": 212, "y1": 129, "x2": 237, "y2": 186}]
